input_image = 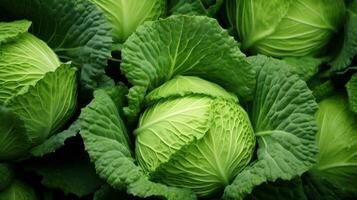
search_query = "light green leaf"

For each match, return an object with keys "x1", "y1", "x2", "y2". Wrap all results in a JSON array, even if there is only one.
[
  {"x1": 79, "y1": 88, "x2": 196, "y2": 200},
  {"x1": 0, "y1": 32, "x2": 60, "y2": 102},
  {"x1": 223, "y1": 58, "x2": 318, "y2": 200},
  {"x1": 346, "y1": 73, "x2": 357, "y2": 114},
  {"x1": 136, "y1": 96, "x2": 213, "y2": 173},
  {"x1": 90, "y1": 0, "x2": 166, "y2": 44},
  {"x1": 0, "y1": 0, "x2": 113, "y2": 90},
  {"x1": 145, "y1": 75, "x2": 238, "y2": 106},
  {"x1": 30, "y1": 120, "x2": 80, "y2": 157},
  {"x1": 0, "y1": 20, "x2": 31, "y2": 45},
  {"x1": 121, "y1": 15, "x2": 255, "y2": 118},
  {"x1": 111, "y1": 43, "x2": 123, "y2": 52},
  {"x1": 314, "y1": 95, "x2": 357, "y2": 196},
  {"x1": 7, "y1": 63, "x2": 77, "y2": 147},
  {"x1": 227, "y1": 0, "x2": 345, "y2": 57},
  {"x1": 330, "y1": 1, "x2": 357, "y2": 71},
  {"x1": 0, "y1": 105, "x2": 29, "y2": 161},
  {"x1": 226, "y1": 0, "x2": 292, "y2": 50},
  {"x1": 0, "y1": 164, "x2": 14, "y2": 190},
  {"x1": 0, "y1": 180, "x2": 37, "y2": 200}
]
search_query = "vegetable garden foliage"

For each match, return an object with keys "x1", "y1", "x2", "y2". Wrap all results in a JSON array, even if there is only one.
[{"x1": 0, "y1": 0, "x2": 356, "y2": 200}]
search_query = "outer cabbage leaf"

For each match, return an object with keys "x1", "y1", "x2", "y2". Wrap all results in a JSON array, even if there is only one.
[
  {"x1": 223, "y1": 58, "x2": 318, "y2": 199},
  {"x1": 0, "y1": 0, "x2": 113, "y2": 90},
  {"x1": 346, "y1": 73, "x2": 357, "y2": 114},
  {"x1": 248, "y1": 55, "x2": 322, "y2": 82},
  {"x1": 303, "y1": 170, "x2": 348, "y2": 200},
  {"x1": 330, "y1": 0, "x2": 357, "y2": 71},
  {"x1": 168, "y1": 0, "x2": 224, "y2": 16},
  {"x1": 30, "y1": 120, "x2": 79, "y2": 157},
  {"x1": 204, "y1": 0, "x2": 224, "y2": 16},
  {"x1": 94, "y1": 184, "x2": 135, "y2": 200},
  {"x1": 0, "y1": 180, "x2": 37, "y2": 200},
  {"x1": 79, "y1": 88, "x2": 195, "y2": 200},
  {"x1": 90, "y1": 0, "x2": 166, "y2": 43},
  {"x1": 0, "y1": 164, "x2": 14, "y2": 190},
  {"x1": 121, "y1": 15, "x2": 255, "y2": 118},
  {"x1": 282, "y1": 57, "x2": 322, "y2": 81},
  {"x1": 0, "y1": 105, "x2": 29, "y2": 161},
  {"x1": 0, "y1": 20, "x2": 31, "y2": 45},
  {"x1": 313, "y1": 95, "x2": 357, "y2": 196},
  {"x1": 168, "y1": 0, "x2": 207, "y2": 16},
  {"x1": 25, "y1": 141, "x2": 103, "y2": 197},
  {"x1": 311, "y1": 80, "x2": 335, "y2": 102},
  {"x1": 246, "y1": 179, "x2": 307, "y2": 200},
  {"x1": 7, "y1": 63, "x2": 77, "y2": 149}
]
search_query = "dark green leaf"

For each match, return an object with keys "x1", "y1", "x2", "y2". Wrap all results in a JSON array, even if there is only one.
[
  {"x1": 121, "y1": 15, "x2": 255, "y2": 118},
  {"x1": 30, "y1": 120, "x2": 80, "y2": 157},
  {"x1": 224, "y1": 58, "x2": 318, "y2": 200},
  {"x1": 330, "y1": 1, "x2": 357, "y2": 71},
  {"x1": 346, "y1": 73, "x2": 357, "y2": 114},
  {"x1": 0, "y1": 163, "x2": 14, "y2": 190}
]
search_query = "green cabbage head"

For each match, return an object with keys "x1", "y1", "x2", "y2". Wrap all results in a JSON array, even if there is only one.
[
  {"x1": 135, "y1": 76, "x2": 256, "y2": 197},
  {"x1": 0, "y1": 20, "x2": 77, "y2": 161},
  {"x1": 226, "y1": 0, "x2": 345, "y2": 57},
  {"x1": 314, "y1": 95, "x2": 357, "y2": 195},
  {"x1": 90, "y1": 0, "x2": 166, "y2": 43}
]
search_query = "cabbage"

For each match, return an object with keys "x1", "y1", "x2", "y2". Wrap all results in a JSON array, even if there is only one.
[
  {"x1": 226, "y1": 0, "x2": 345, "y2": 57},
  {"x1": 78, "y1": 16, "x2": 319, "y2": 199},
  {"x1": 0, "y1": 20, "x2": 77, "y2": 160},
  {"x1": 135, "y1": 76, "x2": 256, "y2": 197}
]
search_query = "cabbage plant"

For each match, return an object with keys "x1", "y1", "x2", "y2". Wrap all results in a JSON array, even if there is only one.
[
  {"x1": 90, "y1": 0, "x2": 166, "y2": 43},
  {"x1": 0, "y1": 20, "x2": 77, "y2": 161},
  {"x1": 226, "y1": 0, "x2": 346, "y2": 57},
  {"x1": 79, "y1": 16, "x2": 318, "y2": 199}
]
